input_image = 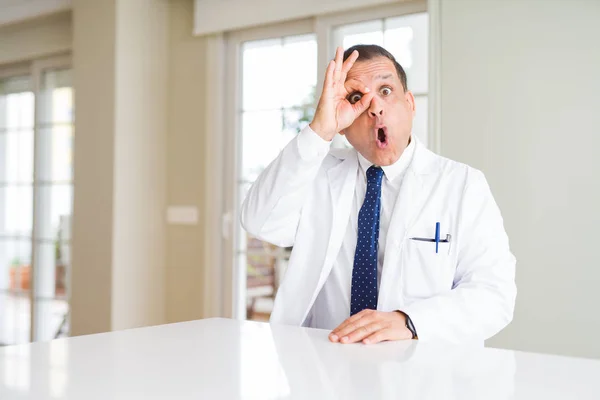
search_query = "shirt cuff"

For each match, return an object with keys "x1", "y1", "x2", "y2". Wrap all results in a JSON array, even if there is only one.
[{"x1": 296, "y1": 124, "x2": 331, "y2": 162}]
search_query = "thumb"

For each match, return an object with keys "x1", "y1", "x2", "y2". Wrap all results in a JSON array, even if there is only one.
[{"x1": 352, "y1": 91, "x2": 375, "y2": 116}]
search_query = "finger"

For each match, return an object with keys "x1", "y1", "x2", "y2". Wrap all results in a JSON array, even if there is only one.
[
  {"x1": 323, "y1": 59, "x2": 336, "y2": 91},
  {"x1": 332, "y1": 47, "x2": 343, "y2": 84},
  {"x1": 331, "y1": 309, "x2": 371, "y2": 336},
  {"x1": 344, "y1": 79, "x2": 370, "y2": 97},
  {"x1": 331, "y1": 310, "x2": 377, "y2": 341},
  {"x1": 362, "y1": 328, "x2": 395, "y2": 345},
  {"x1": 340, "y1": 49, "x2": 359, "y2": 80},
  {"x1": 341, "y1": 321, "x2": 386, "y2": 344},
  {"x1": 329, "y1": 310, "x2": 372, "y2": 342},
  {"x1": 351, "y1": 91, "x2": 375, "y2": 115}
]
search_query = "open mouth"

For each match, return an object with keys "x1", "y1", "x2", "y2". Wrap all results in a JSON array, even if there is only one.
[{"x1": 376, "y1": 127, "x2": 388, "y2": 149}]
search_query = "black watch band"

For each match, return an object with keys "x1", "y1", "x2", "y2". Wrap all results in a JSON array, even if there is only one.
[{"x1": 405, "y1": 314, "x2": 418, "y2": 339}]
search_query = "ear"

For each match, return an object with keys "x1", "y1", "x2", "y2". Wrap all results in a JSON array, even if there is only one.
[{"x1": 405, "y1": 90, "x2": 416, "y2": 116}]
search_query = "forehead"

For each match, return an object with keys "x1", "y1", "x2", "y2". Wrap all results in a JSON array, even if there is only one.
[{"x1": 346, "y1": 57, "x2": 399, "y2": 84}]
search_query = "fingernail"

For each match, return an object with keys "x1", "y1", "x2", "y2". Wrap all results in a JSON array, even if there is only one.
[
  {"x1": 363, "y1": 339, "x2": 370, "y2": 344},
  {"x1": 341, "y1": 336, "x2": 349, "y2": 343},
  {"x1": 330, "y1": 334, "x2": 338, "y2": 341}
]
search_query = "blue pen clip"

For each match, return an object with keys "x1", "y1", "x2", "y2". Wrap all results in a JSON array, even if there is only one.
[{"x1": 435, "y1": 222, "x2": 440, "y2": 254}]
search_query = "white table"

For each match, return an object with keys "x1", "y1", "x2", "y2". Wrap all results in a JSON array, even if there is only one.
[{"x1": 1, "y1": 318, "x2": 599, "y2": 399}]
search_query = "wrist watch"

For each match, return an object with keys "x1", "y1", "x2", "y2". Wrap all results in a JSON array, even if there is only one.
[{"x1": 404, "y1": 314, "x2": 418, "y2": 340}]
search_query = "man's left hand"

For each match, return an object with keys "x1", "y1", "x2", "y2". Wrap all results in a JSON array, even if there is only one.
[{"x1": 329, "y1": 310, "x2": 413, "y2": 344}]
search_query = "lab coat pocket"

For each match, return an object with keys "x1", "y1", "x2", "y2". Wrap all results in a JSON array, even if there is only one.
[{"x1": 401, "y1": 238, "x2": 455, "y2": 299}]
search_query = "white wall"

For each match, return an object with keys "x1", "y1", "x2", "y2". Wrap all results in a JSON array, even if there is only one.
[{"x1": 439, "y1": 0, "x2": 600, "y2": 359}]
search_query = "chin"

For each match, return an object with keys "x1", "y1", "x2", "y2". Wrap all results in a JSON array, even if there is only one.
[{"x1": 371, "y1": 150, "x2": 399, "y2": 167}]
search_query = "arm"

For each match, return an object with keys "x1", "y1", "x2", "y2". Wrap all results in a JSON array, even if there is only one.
[
  {"x1": 241, "y1": 46, "x2": 375, "y2": 247},
  {"x1": 401, "y1": 170, "x2": 517, "y2": 343},
  {"x1": 329, "y1": 170, "x2": 516, "y2": 345}
]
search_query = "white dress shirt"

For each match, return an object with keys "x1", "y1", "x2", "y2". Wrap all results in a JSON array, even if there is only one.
[{"x1": 305, "y1": 129, "x2": 416, "y2": 330}]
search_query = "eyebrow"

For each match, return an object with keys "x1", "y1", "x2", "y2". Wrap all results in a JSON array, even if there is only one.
[{"x1": 374, "y1": 74, "x2": 393, "y2": 81}]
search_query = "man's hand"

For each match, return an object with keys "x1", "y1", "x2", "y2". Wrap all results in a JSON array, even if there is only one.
[
  {"x1": 329, "y1": 310, "x2": 413, "y2": 345},
  {"x1": 309, "y1": 47, "x2": 375, "y2": 141}
]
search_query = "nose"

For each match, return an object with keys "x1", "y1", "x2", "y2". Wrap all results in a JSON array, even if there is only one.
[{"x1": 368, "y1": 97, "x2": 383, "y2": 118}]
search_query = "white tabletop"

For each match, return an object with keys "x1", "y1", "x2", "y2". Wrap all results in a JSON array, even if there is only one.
[{"x1": 1, "y1": 318, "x2": 599, "y2": 399}]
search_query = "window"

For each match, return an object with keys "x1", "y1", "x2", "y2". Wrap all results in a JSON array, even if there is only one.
[
  {"x1": 236, "y1": 33, "x2": 317, "y2": 321},
  {"x1": 0, "y1": 58, "x2": 73, "y2": 345},
  {"x1": 0, "y1": 75, "x2": 34, "y2": 345},
  {"x1": 223, "y1": 4, "x2": 428, "y2": 321}
]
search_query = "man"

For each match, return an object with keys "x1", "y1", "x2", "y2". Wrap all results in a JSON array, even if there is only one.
[{"x1": 241, "y1": 44, "x2": 516, "y2": 345}]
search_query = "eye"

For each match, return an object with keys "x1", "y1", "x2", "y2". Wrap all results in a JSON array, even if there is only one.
[
  {"x1": 381, "y1": 87, "x2": 392, "y2": 96},
  {"x1": 347, "y1": 92, "x2": 363, "y2": 104}
]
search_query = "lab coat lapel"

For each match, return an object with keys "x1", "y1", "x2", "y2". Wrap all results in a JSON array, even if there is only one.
[
  {"x1": 300, "y1": 152, "x2": 358, "y2": 325},
  {"x1": 319, "y1": 153, "x2": 358, "y2": 287}
]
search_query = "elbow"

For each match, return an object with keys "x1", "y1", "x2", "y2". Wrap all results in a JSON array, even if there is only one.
[
  {"x1": 240, "y1": 199, "x2": 261, "y2": 238},
  {"x1": 487, "y1": 280, "x2": 517, "y2": 339}
]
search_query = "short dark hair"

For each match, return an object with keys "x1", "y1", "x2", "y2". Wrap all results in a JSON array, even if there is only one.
[{"x1": 343, "y1": 44, "x2": 408, "y2": 92}]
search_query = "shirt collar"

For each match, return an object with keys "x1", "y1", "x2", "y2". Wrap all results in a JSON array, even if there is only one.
[{"x1": 357, "y1": 136, "x2": 416, "y2": 183}]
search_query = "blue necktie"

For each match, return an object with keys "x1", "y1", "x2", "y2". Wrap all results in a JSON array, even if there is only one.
[{"x1": 350, "y1": 165, "x2": 384, "y2": 316}]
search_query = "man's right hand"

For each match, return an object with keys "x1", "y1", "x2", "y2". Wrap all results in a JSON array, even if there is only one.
[{"x1": 309, "y1": 47, "x2": 375, "y2": 142}]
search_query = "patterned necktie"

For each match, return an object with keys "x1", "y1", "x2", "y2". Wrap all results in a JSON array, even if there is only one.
[{"x1": 350, "y1": 165, "x2": 384, "y2": 316}]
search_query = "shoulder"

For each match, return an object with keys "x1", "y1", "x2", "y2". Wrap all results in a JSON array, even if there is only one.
[
  {"x1": 412, "y1": 142, "x2": 487, "y2": 187},
  {"x1": 321, "y1": 147, "x2": 356, "y2": 170}
]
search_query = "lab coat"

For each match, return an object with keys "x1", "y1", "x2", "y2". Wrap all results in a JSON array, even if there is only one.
[{"x1": 241, "y1": 128, "x2": 517, "y2": 344}]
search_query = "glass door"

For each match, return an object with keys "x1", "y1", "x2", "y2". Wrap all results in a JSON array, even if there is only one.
[{"x1": 0, "y1": 58, "x2": 73, "y2": 345}]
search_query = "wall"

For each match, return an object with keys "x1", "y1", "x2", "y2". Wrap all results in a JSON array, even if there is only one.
[
  {"x1": 439, "y1": 0, "x2": 600, "y2": 359},
  {"x1": 111, "y1": 0, "x2": 169, "y2": 331},
  {"x1": 71, "y1": 0, "x2": 169, "y2": 334},
  {"x1": 69, "y1": 0, "x2": 116, "y2": 335},
  {"x1": 0, "y1": 11, "x2": 71, "y2": 65},
  {"x1": 0, "y1": 0, "x2": 71, "y2": 27},
  {"x1": 193, "y1": 0, "x2": 401, "y2": 35},
  {"x1": 165, "y1": 0, "x2": 208, "y2": 323}
]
